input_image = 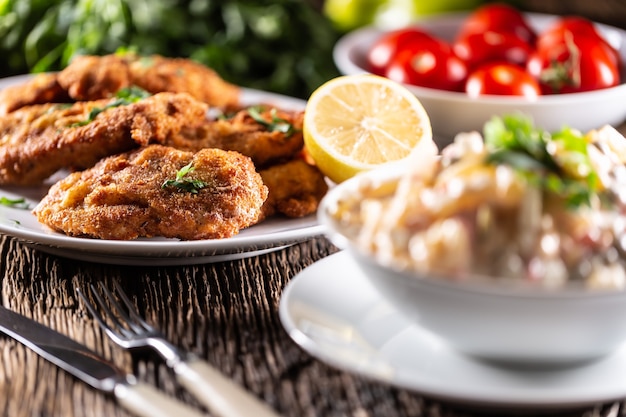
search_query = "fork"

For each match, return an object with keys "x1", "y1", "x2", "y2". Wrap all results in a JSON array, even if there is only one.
[{"x1": 76, "y1": 282, "x2": 281, "y2": 417}]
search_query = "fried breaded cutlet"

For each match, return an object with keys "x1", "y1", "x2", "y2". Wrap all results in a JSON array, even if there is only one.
[
  {"x1": 0, "y1": 91, "x2": 208, "y2": 186},
  {"x1": 33, "y1": 145, "x2": 268, "y2": 240},
  {"x1": 0, "y1": 73, "x2": 70, "y2": 115},
  {"x1": 0, "y1": 53, "x2": 240, "y2": 115},
  {"x1": 161, "y1": 104, "x2": 326, "y2": 218},
  {"x1": 259, "y1": 158, "x2": 329, "y2": 219},
  {"x1": 56, "y1": 54, "x2": 133, "y2": 102},
  {"x1": 124, "y1": 54, "x2": 240, "y2": 110},
  {"x1": 168, "y1": 106, "x2": 305, "y2": 168}
]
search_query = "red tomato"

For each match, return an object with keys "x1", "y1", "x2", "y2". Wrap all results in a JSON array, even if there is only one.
[
  {"x1": 527, "y1": 35, "x2": 620, "y2": 93},
  {"x1": 453, "y1": 31, "x2": 534, "y2": 70},
  {"x1": 366, "y1": 28, "x2": 435, "y2": 76},
  {"x1": 456, "y1": 3, "x2": 537, "y2": 46},
  {"x1": 465, "y1": 62, "x2": 541, "y2": 97},
  {"x1": 537, "y1": 16, "x2": 620, "y2": 68},
  {"x1": 540, "y1": 17, "x2": 606, "y2": 44},
  {"x1": 385, "y1": 37, "x2": 468, "y2": 91}
]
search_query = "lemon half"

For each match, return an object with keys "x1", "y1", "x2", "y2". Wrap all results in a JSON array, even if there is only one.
[{"x1": 303, "y1": 74, "x2": 434, "y2": 183}]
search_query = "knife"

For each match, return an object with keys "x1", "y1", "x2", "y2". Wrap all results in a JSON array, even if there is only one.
[{"x1": 0, "y1": 306, "x2": 206, "y2": 417}]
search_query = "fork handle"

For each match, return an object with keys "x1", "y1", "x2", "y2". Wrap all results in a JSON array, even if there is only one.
[
  {"x1": 115, "y1": 381, "x2": 207, "y2": 417},
  {"x1": 174, "y1": 358, "x2": 280, "y2": 417}
]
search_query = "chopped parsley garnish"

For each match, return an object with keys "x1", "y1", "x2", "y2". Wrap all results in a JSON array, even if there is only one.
[
  {"x1": 0, "y1": 196, "x2": 30, "y2": 209},
  {"x1": 162, "y1": 162, "x2": 208, "y2": 194},
  {"x1": 72, "y1": 86, "x2": 151, "y2": 127},
  {"x1": 483, "y1": 114, "x2": 599, "y2": 208},
  {"x1": 247, "y1": 106, "x2": 299, "y2": 137}
]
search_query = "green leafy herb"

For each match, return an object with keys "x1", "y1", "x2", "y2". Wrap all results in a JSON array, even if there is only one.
[
  {"x1": 0, "y1": 1, "x2": 340, "y2": 99},
  {"x1": 247, "y1": 106, "x2": 299, "y2": 137},
  {"x1": 162, "y1": 162, "x2": 208, "y2": 194},
  {"x1": 114, "y1": 85, "x2": 152, "y2": 102},
  {"x1": 0, "y1": 196, "x2": 30, "y2": 209},
  {"x1": 72, "y1": 86, "x2": 151, "y2": 127},
  {"x1": 483, "y1": 114, "x2": 599, "y2": 208}
]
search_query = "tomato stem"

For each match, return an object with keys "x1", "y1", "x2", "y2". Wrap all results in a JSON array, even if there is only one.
[{"x1": 539, "y1": 31, "x2": 581, "y2": 93}]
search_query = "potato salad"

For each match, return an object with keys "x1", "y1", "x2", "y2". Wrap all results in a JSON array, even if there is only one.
[{"x1": 331, "y1": 115, "x2": 626, "y2": 289}]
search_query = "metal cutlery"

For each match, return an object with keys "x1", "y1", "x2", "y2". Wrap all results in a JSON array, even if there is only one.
[
  {"x1": 77, "y1": 282, "x2": 281, "y2": 417},
  {"x1": 0, "y1": 305, "x2": 206, "y2": 417}
]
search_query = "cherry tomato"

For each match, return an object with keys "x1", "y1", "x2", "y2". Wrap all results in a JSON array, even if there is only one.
[
  {"x1": 453, "y1": 30, "x2": 534, "y2": 70},
  {"x1": 527, "y1": 35, "x2": 620, "y2": 93},
  {"x1": 385, "y1": 37, "x2": 468, "y2": 91},
  {"x1": 465, "y1": 62, "x2": 541, "y2": 98},
  {"x1": 537, "y1": 16, "x2": 620, "y2": 68},
  {"x1": 456, "y1": 3, "x2": 537, "y2": 46},
  {"x1": 366, "y1": 28, "x2": 434, "y2": 76}
]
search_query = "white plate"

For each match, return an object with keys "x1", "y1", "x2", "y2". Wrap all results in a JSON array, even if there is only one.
[
  {"x1": 279, "y1": 251, "x2": 626, "y2": 409},
  {"x1": 0, "y1": 75, "x2": 325, "y2": 265}
]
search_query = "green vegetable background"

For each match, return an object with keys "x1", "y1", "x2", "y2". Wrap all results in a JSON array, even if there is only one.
[{"x1": 0, "y1": 0, "x2": 341, "y2": 99}]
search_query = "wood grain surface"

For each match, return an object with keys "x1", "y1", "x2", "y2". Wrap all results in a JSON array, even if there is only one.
[
  {"x1": 1, "y1": 231, "x2": 625, "y2": 417},
  {"x1": 0, "y1": 234, "x2": 484, "y2": 417}
]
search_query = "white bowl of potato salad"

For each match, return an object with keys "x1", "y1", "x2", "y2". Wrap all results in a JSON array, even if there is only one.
[{"x1": 319, "y1": 114, "x2": 626, "y2": 365}]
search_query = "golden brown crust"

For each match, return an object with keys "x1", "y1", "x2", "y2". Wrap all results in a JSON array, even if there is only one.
[
  {"x1": 168, "y1": 107, "x2": 305, "y2": 168},
  {"x1": 126, "y1": 54, "x2": 240, "y2": 110},
  {"x1": 259, "y1": 157, "x2": 329, "y2": 219},
  {"x1": 56, "y1": 55, "x2": 133, "y2": 101},
  {"x1": 33, "y1": 145, "x2": 268, "y2": 240},
  {"x1": 0, "y1": 73, "x2": 70, "y2": 115},
  {"x1": 0, "y1": 52, "x2": 328, "y2": 238},
  {"x1": 0, "y1": 92, "x2": 208, "y2": 186},
  {"x1": 0, "y1": 54, "x2": 241, "y2": 114}
]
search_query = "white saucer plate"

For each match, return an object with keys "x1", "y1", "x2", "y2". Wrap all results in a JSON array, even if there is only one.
[
  {"x1": 0, "y1": 75, "x2": 324, "y2": 265},
  {"x1": 279, "y1": 251, "x2": 626, "y2": 409}
]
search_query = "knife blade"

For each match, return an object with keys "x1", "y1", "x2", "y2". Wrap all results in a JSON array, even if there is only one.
[{"x1": 0, "y1": 306, "x2": 206, "y2": 417}]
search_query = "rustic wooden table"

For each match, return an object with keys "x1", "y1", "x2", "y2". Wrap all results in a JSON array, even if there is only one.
[{"x1": 2, "y1": 230, "x2": 625, "y2": 417}]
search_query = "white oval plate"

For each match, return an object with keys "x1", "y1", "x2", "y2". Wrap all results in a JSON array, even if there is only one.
[
  {"x1": 0, "y1": 75, "x2": 325, "y2": 265},
  {"x1": 279, "y1": 251, "x2": 626, "y2": 409}
]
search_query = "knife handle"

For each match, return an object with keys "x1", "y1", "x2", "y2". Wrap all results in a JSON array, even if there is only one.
[
  {"x1": 174, "y1": 357, "x2": 280, "y2": 417},
  {"x1": 114, "y1": 381, "x2": 207, "y2": 417}
]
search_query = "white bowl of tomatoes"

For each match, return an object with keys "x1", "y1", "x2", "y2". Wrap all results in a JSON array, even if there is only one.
[{"x1": 333, "y1": 4, "x2": 626, "y2": 142}]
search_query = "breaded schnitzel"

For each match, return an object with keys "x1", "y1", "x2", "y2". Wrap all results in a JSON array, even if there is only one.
[
  {"x1": 56, "y1": 54, "x2": 133, "y2": 102},
  {"x1": 0, "y1": 91, "x2": 208, "y2": 186},
  {"x1": 0, "y1": 53, "x2": 240, "y2": 115},
  {"x1": 33, "y1": 145, "x2": 268, "y2": 240},
  {"x1": 0, "y1": 73, "x2": 70, "y2": 115},
  {"x1": 124, "y1": 54, "x2": 240, "y2": 110},
  {"x1": 259, "y1": 157, "x2": 329, "y2": 219},
  {"x1": 168, "y1": 105, "x2": 305, "y2": 168},
  {"x1": 161, "y1": 105, "x2": 326, "y2": 219},
  {"x1": 0, "y1": 52, "x2": 328, "y2": 233}
]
